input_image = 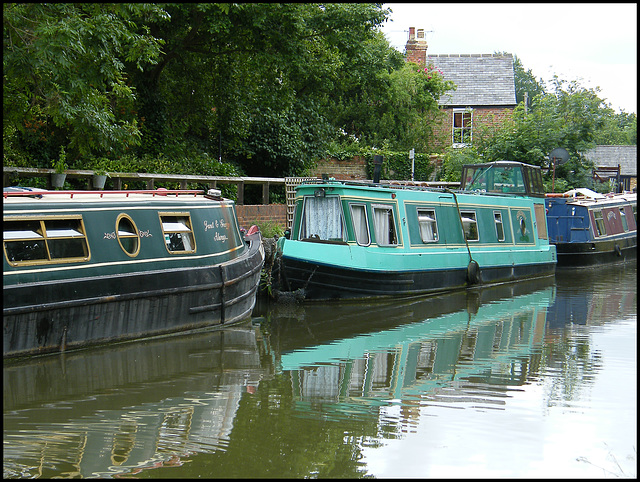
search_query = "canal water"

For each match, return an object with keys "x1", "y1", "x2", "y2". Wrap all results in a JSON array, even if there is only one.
[{"x1": 3, "y1": 262, "x2": 636, "y2": 478}]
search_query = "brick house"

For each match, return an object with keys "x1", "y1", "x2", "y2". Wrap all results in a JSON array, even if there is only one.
[{"x1": 405, "y1": 27, "x2": 517, "y2": 151}]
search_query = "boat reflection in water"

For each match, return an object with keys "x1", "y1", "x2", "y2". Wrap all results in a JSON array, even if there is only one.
[
  {"x1": 11, "y1": 267, "x2": 633, "y2": 478},
  {"x1": 258, "y1": 276, "x2": 556, "y2": 423},
  {"x1": 3, "y1": 325, "x2": 272, "y2": 478}
]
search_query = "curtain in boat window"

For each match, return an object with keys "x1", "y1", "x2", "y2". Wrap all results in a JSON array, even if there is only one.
[
  {"x1": 373, "y1": 205, "x2": 397, "y2": 246},
  {"x1": 350, "y1": 204, "x2": 370, "y2": 245},
  {"x1": 301, "y1": 196, "x2": 344, "y2": 240},
  {"x1": 417, "y1": 209, "x2": 438, "y2": 242}
]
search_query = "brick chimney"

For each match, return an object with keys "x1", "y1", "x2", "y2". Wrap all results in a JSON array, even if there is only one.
[{"x1": 405, "y1": 27, "x2": 427, "y2": 65}]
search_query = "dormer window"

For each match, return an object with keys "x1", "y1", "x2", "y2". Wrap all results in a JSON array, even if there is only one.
[{"x1": 452, "y1": 108, "x2": 473, "y2": 147}]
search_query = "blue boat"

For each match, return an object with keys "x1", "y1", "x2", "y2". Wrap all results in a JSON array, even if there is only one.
[
  {"x1": 545, "y1": 188, "x2": 637, "y2": 266},
  {"x1": 270, "y1": 160, "x2": 556, "y2": 301},
  {"x1": 3, "y1": 188, "x2": 265, "y2": 358}
]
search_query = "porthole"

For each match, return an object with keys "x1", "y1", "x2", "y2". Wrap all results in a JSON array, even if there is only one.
[{"x1": 116, "y1": 214, "x2": 140, "y2": 257}]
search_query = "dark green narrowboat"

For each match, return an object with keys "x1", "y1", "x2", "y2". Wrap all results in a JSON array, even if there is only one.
[{"x1": 3, "y1": 188, "x2": 264, "y2": 358}]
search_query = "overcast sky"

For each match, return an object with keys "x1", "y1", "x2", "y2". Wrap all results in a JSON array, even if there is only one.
[{"x1": 380, "y1": 3, "x2": 637, "y2": 114}]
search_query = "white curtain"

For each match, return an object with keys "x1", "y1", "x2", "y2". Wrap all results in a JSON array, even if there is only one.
[
  {"x1": 350, "y1": 204, "x2": 369, "y2": 245},
  {"x1": 418, "y1": 212, "x2": 436, "y2": 242},
  {"x1": 373, "y1": 206, "x2": 391, "y2": 246},
  {"x1": 302, "y1": 196, "x2": 343, "y2": 240}
]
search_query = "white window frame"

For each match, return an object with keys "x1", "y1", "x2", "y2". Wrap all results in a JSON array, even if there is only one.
[{"x1": 452, "y1": 108, "x2": 473, "y2": 148}]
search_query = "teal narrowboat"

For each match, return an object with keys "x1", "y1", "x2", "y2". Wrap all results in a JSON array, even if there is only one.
[
  {"x1": 3, "y1": 188, "x2": 265, "y2": 358},
  {"x1": 545, "y1": 188, "x2": 637, "y2": 266},
  {"x1": 271, "y1": 161, "x2": 556, "y2": 301}
]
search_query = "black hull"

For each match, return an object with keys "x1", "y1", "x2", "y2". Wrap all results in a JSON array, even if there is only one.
[
  {"x1": 274, "y1": 257, "x2": 556, "y2": 301},
  {"x1": 3, "y1": 235, "x2": 264, "y2": 358},
  {"x1": 554, "y1": 235, "x2": 637, "y2": 267}
]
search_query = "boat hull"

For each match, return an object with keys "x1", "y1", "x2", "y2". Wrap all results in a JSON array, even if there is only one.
[
  {"x1": 3, "y1": 233, "x2": 263, "y2": 358},
  {"x1": 275, "y1": 252, "x2": 555, "y2": 301},
  {"x1": 553, "y1": 235, "x2": 637, "y2": 267}
]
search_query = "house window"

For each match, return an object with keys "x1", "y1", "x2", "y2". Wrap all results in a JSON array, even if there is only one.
[
  {"x1": 460, "y1": 210, "x2": 479, "y2": 241},
  {"x1": 417, "y1": 209, "x2": 438, "y2": 242},
  {"x1": 372, "y1": 204, "x2": 398, "y2": 246},
  {"x1": 494, "y1": 211, "x2": 505, "y2": 242},
  {"x1": 452, "y1": 109, "x2": 472, "y2": 147}
]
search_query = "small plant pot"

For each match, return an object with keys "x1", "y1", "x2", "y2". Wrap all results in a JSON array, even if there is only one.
[
  {"x1": 51, "y1": 172, "x2": 67, "y2": 189},
  {"x1": 92, "y1": 174, "x2": 108, "y2": 190}
]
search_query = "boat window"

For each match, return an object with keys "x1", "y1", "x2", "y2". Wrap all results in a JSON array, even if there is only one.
[
  {"x1": 460, "y1": 211, "x2": 479, "y2": 241},
  {"x1": 593, "y1": 210, "x2": 606, "y2": 237},
  {"x1": 3, "y1": 216, "x2": 89, "y2": 265},
  {"x1": 417, "y1": 209, "x2": 438, "y2": 242},
  {"x1": 160, "y1": 213, "x2": 196, "y2": 253},
  {"x1": 300, "y1": 195, "x2": 346, "y2": 241},
  {"x1": 117, "y1": 214, "x2": 140, "y2": 257},
  {"x1": 350, "y1": 204, "x2": 370, "y2": 246},
  {"x1": 493, "y1": 211, "x2": 505, "y2": 242},
  {"x1": 619, "y1": 207, "x2": 629, "y2": 231},
  {"x1": 372, "y1": 204, "x2": 398, "y2": 246}
]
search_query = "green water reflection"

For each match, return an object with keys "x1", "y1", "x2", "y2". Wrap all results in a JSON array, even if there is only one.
[{"x1": 3, "y1": 263, "x2": 636, "y2": 478}]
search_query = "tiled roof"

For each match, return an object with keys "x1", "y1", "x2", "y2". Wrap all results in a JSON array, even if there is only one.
[
  {"x1": 584, "y1": 145, "x2": 637, "y2": 176},
  {"x1": 427, "y1": 54, "x2": 516, "y2": 107}
]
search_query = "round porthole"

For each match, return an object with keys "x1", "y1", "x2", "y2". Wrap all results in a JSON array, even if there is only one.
[{"x1": 116, "y1": 214, "x2": 140, "y2": 257}]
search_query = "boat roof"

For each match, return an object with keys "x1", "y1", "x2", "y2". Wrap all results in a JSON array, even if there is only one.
[
  {"x1": 563, "y1": 188, "x2": 605, "y2": 199},
  {"x1": 2, "y1": 188, "x2": 231, "y2": 206},
  {"x1": 547, "y1": 188, "x2": 636, "y2": 206}
]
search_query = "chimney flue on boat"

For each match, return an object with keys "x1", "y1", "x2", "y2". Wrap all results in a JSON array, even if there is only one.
[{"x1": 373, "y1": 155, "x2": 383, "y2": 184}]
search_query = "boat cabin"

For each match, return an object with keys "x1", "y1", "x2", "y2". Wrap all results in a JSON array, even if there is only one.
[{"x1": 461, "y1": 161, "x2": 545, "y2": 197}]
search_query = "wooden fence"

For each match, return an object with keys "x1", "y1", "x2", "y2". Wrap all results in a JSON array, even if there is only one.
[{"x1": 3, "y1": 166, "x2": 286, "y2": 205}]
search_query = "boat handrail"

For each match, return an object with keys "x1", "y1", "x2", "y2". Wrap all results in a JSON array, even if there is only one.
[{"x1": 3, "y1": 188, "x2": 205, "y2": 199}]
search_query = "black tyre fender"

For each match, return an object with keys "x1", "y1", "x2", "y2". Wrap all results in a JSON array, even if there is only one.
[
  {"x1": 614, "y1": 244, "x2": 622, "y2": 257},
  {"x1": 467, "y1": 260, "x2": 481, "y2": 284}
]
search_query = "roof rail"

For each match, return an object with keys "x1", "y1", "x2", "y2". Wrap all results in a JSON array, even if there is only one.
[{"x1": 3, "y1": 188, "x2": 204, "y2": 199}]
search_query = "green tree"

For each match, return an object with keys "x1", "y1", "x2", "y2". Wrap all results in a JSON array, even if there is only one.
[
  {"x1": 3, "y1": 3, "x2": 166, "y2": 164},
  {"x1": 593, "y1": 110, "x2": 637, "y2": 145},
  {"x1": 125, "y1": 3, "x2": 392, "y2": 176},
  {"x1": 334, "y1": 60, "x2": 454, "y2": 152},
  {"x1": 512, "y1": 54, "x2": 546, "y2": 107},
  {"x1": 451, "y1": 76, "x2": 617, "y2": 191}
]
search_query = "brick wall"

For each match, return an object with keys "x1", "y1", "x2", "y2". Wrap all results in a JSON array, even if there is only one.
[
  {"x1": 405, "y1": 27, "x2": 428, "y2": 65},
  {"x1": 236, "y1": 204, "x2": 287, "y2": 229},
  {"x1": 432, "y1": 106, "x2": 515, "y2": 151},
  {"x1": 310, "y1": 156, "x2": 368, "y2": 180}
]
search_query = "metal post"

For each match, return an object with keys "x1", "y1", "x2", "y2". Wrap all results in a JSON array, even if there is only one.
[{"x1": 409, "y1": 149, "x2": 415, "y2": 181}]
